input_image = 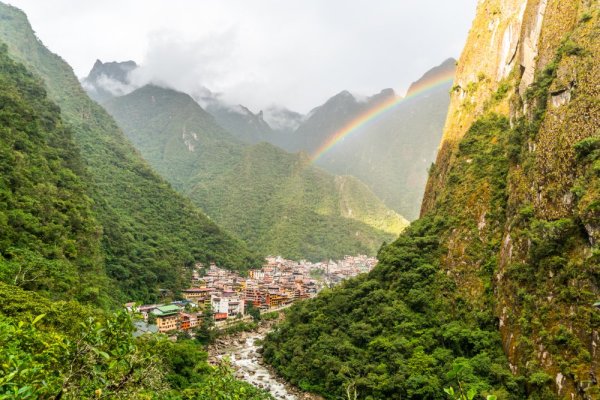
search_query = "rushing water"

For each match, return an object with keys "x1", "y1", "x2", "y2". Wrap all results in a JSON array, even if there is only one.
[{"x1": 217, "y1": 333, "x2": 298, "y2": 400}]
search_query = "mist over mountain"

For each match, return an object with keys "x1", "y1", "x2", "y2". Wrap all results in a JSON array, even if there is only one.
[
  {"x1": 81, "y1": 59, "x2": 138, "y2": 102},
  {"x1": 82, "y1": 57, "x2": 454, "y2": 220},
  {"x1": 263, "y1": 106, "x2": 305, "y2": 133},
  {"x1": 203, "y1": 102, "x2": 275, "y2": 144}
]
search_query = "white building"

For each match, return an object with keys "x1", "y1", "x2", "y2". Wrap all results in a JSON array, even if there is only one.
[{"x1": 211, "y1": 294, "x2": 245, "y2": 317}]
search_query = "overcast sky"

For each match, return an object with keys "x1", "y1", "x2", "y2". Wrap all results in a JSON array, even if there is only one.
[{"x1": 7, "y1": 0, "x2": 477, "y2": 113}]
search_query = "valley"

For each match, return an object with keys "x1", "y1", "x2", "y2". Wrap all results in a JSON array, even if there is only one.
[{"x1": 0, "y1": 0, "x2": 598, "y2": 399}]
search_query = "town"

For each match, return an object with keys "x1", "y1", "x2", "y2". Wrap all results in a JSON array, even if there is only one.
[{"x1": 126, "y1": 255, "x2": 377, "y2": 334}]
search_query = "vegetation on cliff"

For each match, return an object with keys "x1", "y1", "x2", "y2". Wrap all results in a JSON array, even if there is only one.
[
  {"x1": 263, "y1": 118, "x2": 523, "y2": 399},
  {"x1": 0, "y1": 43, "x2": 107, "y2": 304}
]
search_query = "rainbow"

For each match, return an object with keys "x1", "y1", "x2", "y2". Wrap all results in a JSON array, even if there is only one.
[{"x1": 310, "y1": 69, "x2": 455, "y2": 163}]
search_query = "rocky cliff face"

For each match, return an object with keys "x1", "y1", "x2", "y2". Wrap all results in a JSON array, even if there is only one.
[{"x1": 423, "y1": 0, "x2": 599, "y2": 397}]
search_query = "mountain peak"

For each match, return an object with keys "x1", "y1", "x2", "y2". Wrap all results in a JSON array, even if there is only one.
[
  {"x1": 407, "y1": 58, "x2": 456, "y2": 96},
  {"x1": 82, "y1": 59, "x2": 139, "y2": 103},
  {"x1": 368, "y1": 88, "x2": 398, "y2": 105},
  {"x1": 85, "y1": 59, "x2": 138, "y2": 84},
  {"x1": 334, "y1": 90, "x2": 354, "y2": 99}
]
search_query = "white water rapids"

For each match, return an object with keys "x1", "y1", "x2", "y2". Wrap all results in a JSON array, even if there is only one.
[{"x1": 217, "y1": 333, "x2": 298, "y2": 399}]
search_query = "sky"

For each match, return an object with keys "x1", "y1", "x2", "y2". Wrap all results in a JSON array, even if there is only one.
[{"x1": 7, "y1": 0, "x2": 477, "y2": 113}]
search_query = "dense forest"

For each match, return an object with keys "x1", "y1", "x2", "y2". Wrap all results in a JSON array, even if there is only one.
[{"x1": 263, "y1": 135, "x2": 525, "y2": 399}]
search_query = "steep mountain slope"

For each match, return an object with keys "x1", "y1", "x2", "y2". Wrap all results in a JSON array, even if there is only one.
[
  {"x1": 288, "y1": 89, "x2": 372, "y2": 153},
  {"x1": 0, "y1": 3, "x2": 261, "y2": 302},
  {"x1": 272, "y1": 59, "x2": 455, "y2": 219},
  {"x1": 263, "y1": 1, "x2": 599, "y2": 399},
  {"x1": 0, "y1": 43, "x2": 108, "y2": 304},
  {"x1": 103, "y1": 84, "x2": 408, "y2": 261}
]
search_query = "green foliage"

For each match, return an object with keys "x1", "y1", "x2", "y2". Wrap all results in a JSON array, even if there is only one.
[
  {"x1": 559, "y1": 39, "x2": 585, "y2": 57},
  {"x1": 246, "y1": 302, "x2": 262, "y2": 322},
  {"x1": 263, "y1": 217, "x2": 522, "y2": 399},
  {"x1": 574, "y1": 136, "x2": 600, "y2": 160},
  {"x1": 0, "y1": 4, "x2": 261, "y2": 303},
  {"x1": 0, "y1": 303, "x2": 167, "y2": 398},
  {"x1": 0, "y1": 284, "x2": 272, "y2": 399},
  {"x1": 0, "y1": 43, "x2": 108, "y2": 304},
  {"x1": 261, "y1": 311, "x2": 279, "y2": 321},
  {"x1": 579, "y1": 12, "x2": 592, "y2": 23},
  {"x1": 220, "y1": 321, "x2": 259, "y2": 336},
  {"x1": 103, "y1": 85, "x2": 407, "y2": 261},
  {"x1": 195, "y1": 304, "x2": 217, "y2": 345}
]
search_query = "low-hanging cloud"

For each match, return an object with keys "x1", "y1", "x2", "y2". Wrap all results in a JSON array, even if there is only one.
[{"x1": 129, "y1": 28, "x2": 243, "y2": 99}]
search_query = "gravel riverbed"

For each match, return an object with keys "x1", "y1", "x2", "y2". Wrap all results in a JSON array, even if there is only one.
[{"x1": 208, "y1": 323, "x2": 322, "y2": 400}]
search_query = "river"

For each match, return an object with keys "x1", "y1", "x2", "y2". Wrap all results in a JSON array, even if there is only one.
[{"x1": 209, "y1": 326, "x2": 322, "y2": 400}]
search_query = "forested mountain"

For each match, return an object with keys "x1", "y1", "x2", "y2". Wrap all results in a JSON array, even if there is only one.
[
  {"x1": 82, "y1": 57, "x2": 451, "y2": 220},
  {"x1": 267, "y1": 59, "x2": 455, "y2": 219},
  {"x1": 103, "y1": 84, "x2": 408, "y2": 261},
  {"x1": 0, "y1": 43, "x2": 107, "y2": 304},
  {"x1": 263, "y1": 1, "x2": 599, "y2": 399},
  {"x1": 0, "y1": 3, "x2": 261, "y2": 303},
  {"x1": 0, "y1": 30, "x2": 270, "y2": 399},
  {"x1": 82, "y1": 60, "x2": 280, "y2": 145}
]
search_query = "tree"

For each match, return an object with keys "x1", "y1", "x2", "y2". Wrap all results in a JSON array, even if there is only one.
[
  {"x1": 196, "y1": 304, "x2": 216, "y2": 345},
  {"x1": 246, "y1": 301, "x2": 261, "y2": 322}
]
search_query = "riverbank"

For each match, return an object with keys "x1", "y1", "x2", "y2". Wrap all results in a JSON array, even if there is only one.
[{"x1": 208, "y1": 319, "x2": 323, "y2": 400}]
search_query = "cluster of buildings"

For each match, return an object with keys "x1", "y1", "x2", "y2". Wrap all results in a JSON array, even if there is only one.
[{"x1": 127, "y1": 255, "x2": 377, "y2": 333}]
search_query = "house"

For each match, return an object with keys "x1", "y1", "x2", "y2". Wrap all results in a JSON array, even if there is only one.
[
  {"x1": 153, "y1": 304, "x2": 181, "y2": 332},
  {"x1": 133, "y1": 320, "x2": 159, "y2": 337},
  {"x1": 137, "y1": 304, "x2": 160, "y2": 321},
  {"x1": 214, "y1": 312, "x2": 228, "y2": 321},
  {"x1": 180, "y1": 313, "x2": 199, "y2": 330},
  {"x1": 211, "y1": 294, "x2": 245, "y2": 319}
]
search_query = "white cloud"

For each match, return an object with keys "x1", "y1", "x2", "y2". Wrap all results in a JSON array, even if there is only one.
[{"x1": 7, "y1": 0, "x2": 477, "y2": 113}]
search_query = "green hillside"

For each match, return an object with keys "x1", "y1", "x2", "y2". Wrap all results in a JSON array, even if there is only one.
[
  {"x1": 103, "y1": 85, "x2": 408, "y2": 261},
  {"x1": 0, "y1": 3, "x2": 261, "y2": 302},
  {"x1": 0, "y1": 43, "x2": 107, "y2": 304}
]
